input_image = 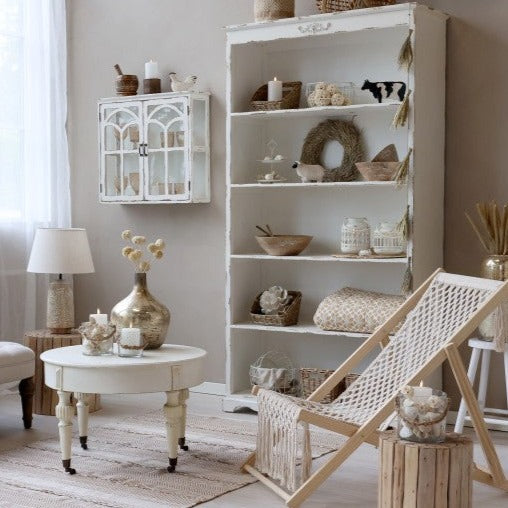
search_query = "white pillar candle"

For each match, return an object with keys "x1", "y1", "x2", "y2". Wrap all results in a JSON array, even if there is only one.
[
  {"x1": 412, "y1": 386, "x2": 433, "y2": 399},
  {"x1": 145, "y1": 60, "x2": 159, "y2": 79},
  {"x1": 120, "y1": 327, "x2": 141, "y2": 347},
  {"x1": 90, "y1": 308, "x2": 108, "y2": 325},
  {"x1": 268, "y1": 77, "x2": 282, "y2": 102}
]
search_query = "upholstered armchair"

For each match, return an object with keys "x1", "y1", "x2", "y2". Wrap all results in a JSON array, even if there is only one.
[{"x1": 0, "y1": 342, "x2": 35, "y2": 429}]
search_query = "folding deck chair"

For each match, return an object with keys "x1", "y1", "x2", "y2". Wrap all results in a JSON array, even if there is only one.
[{"x1": 243, "y1": 269, "x2": 508, "y2": 507}]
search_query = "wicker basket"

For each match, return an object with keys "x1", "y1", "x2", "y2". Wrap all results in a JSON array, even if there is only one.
[
  {"x1": 250, "y1": 81, "x2": 302, "y2": 111},
  {"x1": 250, "y1": 291, "x2": 302, "y2": 326},
  {"x1": 316, "y1": 0, "x2": 396, "y2": 13},
  {"x1": 300, "y1": 369, "x2": 360, "y2": 403},
  {"x1": 250, "y1": 351, "x2": 300, "y2": 395}
]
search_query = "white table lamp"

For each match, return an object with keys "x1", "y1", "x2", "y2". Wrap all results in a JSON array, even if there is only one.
[{"x1": 27, "y1": 228, "x2": 95, "y2": 334}]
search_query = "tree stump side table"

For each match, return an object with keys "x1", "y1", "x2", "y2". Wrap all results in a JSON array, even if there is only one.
[
  {"x1": 24, "y1": 330, "x2": 101, "y2": 416},
  {"x1": 379, "y1": 432, "x2": 473, "y2": 508}
]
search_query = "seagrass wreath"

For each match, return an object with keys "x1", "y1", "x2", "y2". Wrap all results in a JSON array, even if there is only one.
[{"x1": 300, "y1": 119, "x2": 363, "y2": 181}]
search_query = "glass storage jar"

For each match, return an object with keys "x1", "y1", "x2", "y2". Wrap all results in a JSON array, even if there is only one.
[{"x1": 340, "y1": 217, "x2": 370, "y2": 254}]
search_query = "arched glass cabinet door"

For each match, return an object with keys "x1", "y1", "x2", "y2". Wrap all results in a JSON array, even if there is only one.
[
  {"x1": 143, "y1": 98, "x2": 190, "y2": 201},
  {"x1": 99, "y1": 102, "x2": 143, "y2": 201}
]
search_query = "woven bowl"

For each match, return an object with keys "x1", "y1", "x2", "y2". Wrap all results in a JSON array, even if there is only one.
[
  {"x1": 256, "y1": 235, "x2": 312, "y2": 256},
  {"x1": 356, "y1": 161, "x2": 399, "y2": 181}
]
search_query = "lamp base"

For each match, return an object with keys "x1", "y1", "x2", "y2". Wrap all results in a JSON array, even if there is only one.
[{"x1": 47, "y1": 281, "x2": 75, "y2": 333}]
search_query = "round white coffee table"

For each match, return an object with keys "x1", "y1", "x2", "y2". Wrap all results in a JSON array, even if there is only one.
[{"x1": 41, "y1": 344, "x2": 206, "y2": 474}]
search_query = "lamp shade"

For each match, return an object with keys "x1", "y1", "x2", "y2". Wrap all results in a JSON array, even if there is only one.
[{"x1": 27, "y1": 228, "x2": 95, "y2": 274}]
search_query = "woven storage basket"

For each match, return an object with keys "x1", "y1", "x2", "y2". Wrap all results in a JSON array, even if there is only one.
[
  {"x1": 316, "y1": 0, "x2": 395, "y2": 13},
  {"x1": 250, "y1": 351, "x2": 300, "y2": 395},
  {"x1": 251, "y1": 291, "x2": 302, "y2": 326},
  {"x1": 300, "y1": 369, "x2": 360, "y2": 403},
  {"x1": 250, "y1": 81, "x2": 302, "y2": 111}
]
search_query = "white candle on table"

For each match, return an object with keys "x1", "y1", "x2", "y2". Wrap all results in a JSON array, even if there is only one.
[
  {"x1": 90, "y1": 308, "x2": 108, "y2": 325},
  {"x1": 120, "y1": 326, "x2": 141, "y2": 347},
  {"x1": 268, "y1": 77, "x2": 282, "y2": 102},
  {"x1": 145, "y1": 60, "x2": 159, "y2": 79}
]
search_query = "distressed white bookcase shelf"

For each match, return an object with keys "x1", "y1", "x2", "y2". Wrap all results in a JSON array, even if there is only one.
[
  {"x1": 224, "y1": 3, "x2": 447, "y2": 412},
  {"x1": 98, "y1": 92, "x2": 210, "y2": 204}
]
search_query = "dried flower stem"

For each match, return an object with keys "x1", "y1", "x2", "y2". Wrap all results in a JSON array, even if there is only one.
[{"x1": 467, "y1": 201, "x2": 508, "y2": 255}]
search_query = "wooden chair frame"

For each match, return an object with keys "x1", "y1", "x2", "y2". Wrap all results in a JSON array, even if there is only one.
[{"x1": 243, "y1": 268, "x2": 508, "y2": 507}]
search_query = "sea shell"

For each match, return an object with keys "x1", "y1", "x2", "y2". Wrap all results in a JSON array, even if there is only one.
[
  {"x1": 260, "y1": 286, "x2": 290, "y2": 315},
  {"x1": 326, "y1": 83, "x2": 340, "y2": 95},
  {"x1": 331, "y1": 92, "x2": 346, "y2": 106}
]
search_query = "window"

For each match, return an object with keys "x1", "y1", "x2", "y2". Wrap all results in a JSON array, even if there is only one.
[{"x1": 0, "y1": 0, "x2": 24, "y2": 220}]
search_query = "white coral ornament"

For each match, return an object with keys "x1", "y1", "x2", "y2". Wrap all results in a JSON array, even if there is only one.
[{"x1": 259, "y1": 286, "x2": 291, "y2": 315}]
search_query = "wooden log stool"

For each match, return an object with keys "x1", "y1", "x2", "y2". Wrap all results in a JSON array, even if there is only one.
[
  {"x1": 24, "y1": 330, "x2": 101, "y2": 416},
  {"x1": 379, "y1": 432, "x2": 473, "y2": 508}
]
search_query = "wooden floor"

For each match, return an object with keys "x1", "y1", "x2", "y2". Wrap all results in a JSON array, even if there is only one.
[{"x1": 1, "y1": 389, "x2": 508, "y2": 507}]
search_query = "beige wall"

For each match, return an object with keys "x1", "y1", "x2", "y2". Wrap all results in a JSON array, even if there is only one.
[{"x1": 68, "y1": 1, "x2": 508, "y2": 405}]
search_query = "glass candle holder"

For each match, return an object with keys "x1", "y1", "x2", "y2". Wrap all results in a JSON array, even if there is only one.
[
  {"x1": 396, "y1": 386, "x2": 448, "y2": 443},
  {"x1": 340, "y1": 217, "x2": 370, "y2": 254},
  {"x1": 79, "y1": 320, "x2": 116, "y2": 356},
  {"x1": 118, "y1": 326, "x2": 144, "y2": 358},
  {"x1": 372, "y1": 221, "x2": 405, "y2": 255}
]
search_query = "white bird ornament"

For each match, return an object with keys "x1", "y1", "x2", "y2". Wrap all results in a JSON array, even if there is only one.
[{"x1": 169, "y1": 72, "x2": 198, "y2": 92}]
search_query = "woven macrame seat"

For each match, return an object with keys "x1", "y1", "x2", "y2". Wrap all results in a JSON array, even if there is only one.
[{"x1": 247, "y1": 271, "x2": 508, "y2": 506}]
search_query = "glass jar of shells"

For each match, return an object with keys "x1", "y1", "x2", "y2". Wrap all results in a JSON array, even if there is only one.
[
  {"x1": 340, "y1": 217, "x2": 370, "y2": 254},
  {"x1": 79, "y1": 319, "x2": 116, "y2": 356},
  {"x1": 396, "y1": 386, "x2": 449, "y2": 443},
  {"x1": 372, "y1": 221, "x2": 405, "y2": 255}
]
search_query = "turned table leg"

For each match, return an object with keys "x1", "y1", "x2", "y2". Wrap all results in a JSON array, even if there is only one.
[
  {"x1": 19, "y1": 377, "x2": 34, "y2": 429},
  {"x1": 75, "y1": 392, "x2": 90, "y2": 450},
  {"x1": 56, "y1": 391, "x2": 76, "y2": 474},
  {"x1": 178, "y1": 389, "x2": 189, "y2": 451},
  {"x1": 164, "y1": 390, "x2": 185, "y2": 472}
]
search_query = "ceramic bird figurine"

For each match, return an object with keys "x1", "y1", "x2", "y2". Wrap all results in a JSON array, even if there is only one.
[{"x1": 169, "y1": 73, "x2": 198, "y2": 92}]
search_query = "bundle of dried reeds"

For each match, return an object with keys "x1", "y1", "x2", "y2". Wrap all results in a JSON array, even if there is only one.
[{"x1": 466, "y1": 201, "x2": 508, "y2": 255}]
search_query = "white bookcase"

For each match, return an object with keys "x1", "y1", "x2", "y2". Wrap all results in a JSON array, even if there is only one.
[
  {"x1": 98, "y1": 92, "x2": 210, "y2": 204},
  {"x1": 224, "y1": 3, "x2": 448, "y2": 411}
]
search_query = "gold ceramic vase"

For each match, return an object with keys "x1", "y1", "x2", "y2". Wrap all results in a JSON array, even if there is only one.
[
  {"x1": 111, "y1": 272, "x2": 170, "y2": 349},
  {"x1": 479, "y1": 255, "x2": 508, "y2": 339}
]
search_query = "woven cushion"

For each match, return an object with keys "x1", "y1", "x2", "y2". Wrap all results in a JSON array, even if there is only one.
[
  {"x1": 0, "y1": 342, "x2": 35, "y2": 384},
  {"x1": 313, "y1": 287, "x2": 405, "y2": 333}
]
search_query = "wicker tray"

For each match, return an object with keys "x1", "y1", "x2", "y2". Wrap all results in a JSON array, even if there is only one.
[
  {"x1": 300, "y1": 369, "x2": 359, "y2": 403},
  {"x1": 250, "y1": 81, "x2": 302, "y2": 111},
  {"x1": 250, "y1": 291, "x2": 302, "y2": 326},
  {"x1": 316, "y1": 0, "x2": 395, "y2": 13}
]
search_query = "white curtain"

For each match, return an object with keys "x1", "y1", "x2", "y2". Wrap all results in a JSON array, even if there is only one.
[{"x1": 0, "y1": 0, "x2": 70, "y2": 341}]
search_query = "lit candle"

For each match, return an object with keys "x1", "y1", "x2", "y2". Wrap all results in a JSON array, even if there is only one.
[
  {"x1": 90, "y1": 308, "x2": 108, "y2": 325},
  {"x1": 413, "y1": 384, "x2": 433, "y2": 400},
  {"x1": 145, "y1": 60, "x2": 159, "y2": 79},
  {"x1": 120, "y1": 326, "x2": 141, "y2": 347},
  {"x1": 268, "y1": 77, "x2": 283, "y2": 102}
]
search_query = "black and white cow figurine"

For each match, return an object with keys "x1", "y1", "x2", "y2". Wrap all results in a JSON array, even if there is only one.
[{"x1": 361, "y1": 80, "x2": 406, "y2": 103}]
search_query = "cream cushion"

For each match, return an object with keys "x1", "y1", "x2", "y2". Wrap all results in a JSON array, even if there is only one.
[{"x1": 0, "y1": 342, "x2": 35, "y2": 384}]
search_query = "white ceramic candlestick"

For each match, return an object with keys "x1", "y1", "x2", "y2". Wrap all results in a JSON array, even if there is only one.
[
  {"x1": 89, "y1": 309, "x2": 108, "y2": 325},
  {"x1": 268, "y1": 77, "x2": 282, "y2": 102},
  {"x1": 145, "y1": 60, "x2": 159, "y2": 79}
]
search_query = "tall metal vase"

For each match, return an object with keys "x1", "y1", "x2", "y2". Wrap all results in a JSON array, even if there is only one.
[
  {"x1": 479, "y1": 255, "x2": 508, "y2": 339},
  {"x1": 111, "y1": 272, "x2": 170, "y2": 349}
]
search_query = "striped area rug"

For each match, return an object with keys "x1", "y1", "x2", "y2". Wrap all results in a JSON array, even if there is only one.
[{"x1": 0, "y1": 410, "x2": 345, "y2": 507}]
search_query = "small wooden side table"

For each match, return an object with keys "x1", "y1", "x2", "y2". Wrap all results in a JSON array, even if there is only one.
[
  {"x1": 379, "y1": 432, "x2": 473, "y2": 508},
  {"x1": 24, "y1": 330, "x2": 101, "y2": 416}
]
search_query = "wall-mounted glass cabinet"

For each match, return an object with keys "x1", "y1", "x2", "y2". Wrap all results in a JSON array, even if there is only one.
[{"x1": 98, "y1": 92, "x2": 210, "y2": 204}]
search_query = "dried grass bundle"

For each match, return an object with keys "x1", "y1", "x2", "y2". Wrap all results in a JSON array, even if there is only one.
[{"x1": 466, "y1": 201, "x2": 508, "y2": 255}]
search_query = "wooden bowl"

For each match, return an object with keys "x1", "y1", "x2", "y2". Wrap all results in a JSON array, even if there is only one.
[
  {"x1": 256, "y1": 235, "x2": 313, "y2": 256},
  {"x1": 355, "y1": 161, "x2": 399, "y2": 181}
]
